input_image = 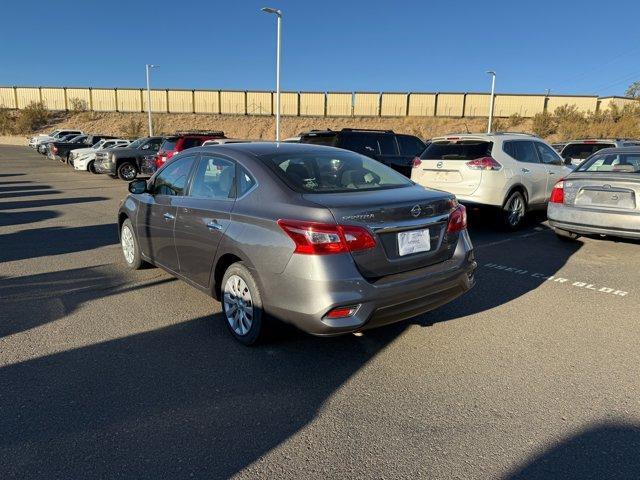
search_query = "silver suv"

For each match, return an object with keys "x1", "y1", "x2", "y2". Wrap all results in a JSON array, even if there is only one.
[
  {"x1": 559, "y1": 139, "x2": 640, "y2": 167},
  {"x1": 412, "y1": 133, "x2": 571, "y2": 229}
]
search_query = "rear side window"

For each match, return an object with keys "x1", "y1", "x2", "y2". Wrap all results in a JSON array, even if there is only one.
[
  {"x1": 503, "y1": 140, "x2": 539, "y2": 163},
  {"x1": 422, "y1": 140, "x2": 492, "y2": 160},
  {"x1": 181, "y1": 138, "x2": 202, "y2": 150},
  {"x1": 377, "y1": 134, "x2": 397, "y2": 155},
  {"x1": 189, "y1": 156, "x2": 236, "y2": 199},
  {"x1": 237, "y1": 166, "x2": 256, "y2": 196},
  {"x1": 340, "y1": 133, "x2": 380, "y2": 155},
  {"x1": 300, "y1": 134, "x2": 338, "y2": 147},
  {"x1": 397, "y1": 135, "x2": 426, "y2": 156}
]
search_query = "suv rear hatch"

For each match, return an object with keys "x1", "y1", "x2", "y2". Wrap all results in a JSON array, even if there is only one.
[
  {"x1": 412, "y1": 138, "x2": 493, "y2": 196},
  {"x1": 304, "y1": 186, "x2": 459, "y2": 279}
]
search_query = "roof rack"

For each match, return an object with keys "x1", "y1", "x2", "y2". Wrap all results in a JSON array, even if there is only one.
[
  {"x1": 490, "y1": 132, "x2": 538, "y2": 137},
  {"x1": 341, "y1": 128, "x2": 394, "y2": 134},
  {"x1": 173, "y1": 130, "x2": 225, "y2": 136}
]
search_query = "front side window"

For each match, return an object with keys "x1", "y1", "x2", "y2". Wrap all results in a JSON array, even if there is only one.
[
  {"x1": 181, "y1": 138, "x2": 201, "y2": 150},
  {"x1": 189, "y1": 156, "x2": 236, "y2": 199},
  {"x1": 264, "y1": 150, "x2": 412, "y2": 193},
  {"x1": 152, "y1": 155, "x2": 196, "y2": 196},
  {"x1": 576, "y1": 153, "x2": 640, "y2": 173},
  {"x1": 534, "y1": 142, "x2": 563, "y2": 165}
]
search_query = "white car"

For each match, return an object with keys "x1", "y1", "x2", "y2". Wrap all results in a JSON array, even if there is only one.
[
  {"x1": 411, "y1": 132, "x2": 572, "y2": 230},
  {"x1": 71, "y1": 139, "x2": 130, "y2": 173},
  {"x1": 29, "y1": 129, "x2": 83, "y2": 150}
]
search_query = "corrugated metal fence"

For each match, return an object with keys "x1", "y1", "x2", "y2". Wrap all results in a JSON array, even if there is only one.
[{"x1": 0, "y1": 86, "x2": 635, "y2": 118}]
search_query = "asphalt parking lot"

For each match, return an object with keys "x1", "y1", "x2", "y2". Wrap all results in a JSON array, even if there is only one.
[{"x1": 1, "y1": 145, "x2": 640, "y2": 479}]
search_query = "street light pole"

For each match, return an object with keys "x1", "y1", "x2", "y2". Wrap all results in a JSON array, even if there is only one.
[
  {"x1": 261, "y1": 7, "x2": 282, "y2": 141},
  {"x1": 486, "y1": 70, "x2": 496, "y2": 133},
  {"x1": 146, "y1": 64, "x2": 158, "y2": 136}
]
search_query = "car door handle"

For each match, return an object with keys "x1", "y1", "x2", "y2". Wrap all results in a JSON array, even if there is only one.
[
  {"x1": 163, "y1": 212, "x2": 175, "y2": 221},
  {"x1": 206, "y1": 221, "x2": 223, "y2": 231},
  {"x1": 521, "y1": 168, "x2": 531, "y2": 173},
  {"x1": 548, "y1": 171, "x2": 556, "y2": 175}
]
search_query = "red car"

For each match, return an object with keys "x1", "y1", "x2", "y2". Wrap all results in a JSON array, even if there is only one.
[{"x1": 154, "y1": 131, "x2": 226, "y2": 169}]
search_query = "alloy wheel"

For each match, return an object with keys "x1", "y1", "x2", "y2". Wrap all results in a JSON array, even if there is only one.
[
  {"x1": 223, "y1": 275, "x2": 254, "y2": 336},
  {"x1": 120, "y1": 163, "x2": 136, "y2": 180},
  {"x1": 507, "y1": 195, "x2": 525, "y2": 227},
  {"x1": 121, "y1": 225, "x2": 135, "y2": 265}
]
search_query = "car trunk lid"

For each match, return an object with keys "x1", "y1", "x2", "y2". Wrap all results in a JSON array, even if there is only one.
[
  {"x1": 564, "y1": 173, "x2": 640, "y2": 212},
  {"x1": 303, "y1": 186, "x2": 459, "y2": 279}
]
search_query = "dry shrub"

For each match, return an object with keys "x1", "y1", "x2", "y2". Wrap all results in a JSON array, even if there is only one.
[
  {"x1": 0, "y1": 109, "x2": 16, "y2": 134},
  {"x1": 123, "y1": 117, "x2": 145, "y2": 138},
  {"x1": 14, "y1": 102, "x2": 50, "y2": 133},
  {"x1": 532, "y1": 112, "x2": 557, "y2": 137},
  {"x1": 508, "y1": 113, "x2": 524, "y2": 127},
  {"x1": 69, "y1": 97, "x2": 88, "y2": 112}
]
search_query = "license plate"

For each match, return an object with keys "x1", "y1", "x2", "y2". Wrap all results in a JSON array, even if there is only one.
[{"x1": 398, "y1": 228, "x2": 431, "y2": 256}]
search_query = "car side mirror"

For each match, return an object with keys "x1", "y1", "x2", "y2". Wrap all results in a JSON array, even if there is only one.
[{"x1": 128, "y1": 179, "x2": 148, "y2": 194}]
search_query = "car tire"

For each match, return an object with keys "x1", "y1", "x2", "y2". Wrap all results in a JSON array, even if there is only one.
[
  {"x1": 120, "y1": 219, "x2": 144, "y2": 270},
  {"x1": 499, "y1": 191, "x2": 527, "y2": 231},
  {"x1": 221, "y1": 262, "x2": 264, "y2": 346},
  {"x1": 88, "y1": 161, "x2": 98, "y2": 174},
  {"x1": 117, "y1": 161, "x2": 138, "y2": 181}
]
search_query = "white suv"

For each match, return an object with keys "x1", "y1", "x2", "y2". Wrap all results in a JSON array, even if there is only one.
[
  {"x1": 412, "y1": 133, "x2": 571, "y2": 229},
  {"x1": 71, "y1": 139, "x2": 130, "y2": 173}
]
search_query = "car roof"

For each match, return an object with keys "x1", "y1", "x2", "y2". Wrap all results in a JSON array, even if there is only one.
[
  {"x1": 196, "y1": 141, "x2": 350, "y2": 157},
  {"x1": 587, "y1": 146, "x2": 640, "y2": 154},
  {"x1": 430, "y1": 132, "x2": 539, "y2": 142}
]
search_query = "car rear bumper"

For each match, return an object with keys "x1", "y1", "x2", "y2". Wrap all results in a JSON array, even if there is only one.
[
  {"x1": 548, "y1": 203, "x2": 640, "y2": 239},
  {"x1": 260, "y1": 230, "x2": 476, "y2": 335}
]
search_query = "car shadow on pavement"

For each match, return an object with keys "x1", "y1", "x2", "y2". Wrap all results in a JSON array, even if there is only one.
[
  {"x1": 0, "y1": 224, "x2": 118, "y2": 263},
  {"x1": 0, "y1": 173, "x2": 26, "y2": 178},
  {"x1": 0, "y1": 189, "x2": 62, "y2": 199},
  {"x1": 0, "y1": 184, "x2": 53, "y2": 193},
  {"x1": 0, "y1": 209, "x2": 60, "y2": 227},
  {"x1": 505, "y1": 422, "x2": 640, "y2": 479},
  {"x1": 0, "y1": 196, "x2": 108, "y2": 210}
]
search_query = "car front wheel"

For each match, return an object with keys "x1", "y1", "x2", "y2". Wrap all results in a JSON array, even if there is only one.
[
  {"x1": 121, "y1": 219, "x2": 144, "y2": 270},
  {"x1": 221, "y1": 262, "x2": 264, "y2": 345},
  {"x1": 117, "y1": 161, "x2": 138, "y2": 181}
]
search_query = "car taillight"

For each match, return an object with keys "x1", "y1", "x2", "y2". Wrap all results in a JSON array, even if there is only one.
[
  {"x1": 466, "y1": 156, "x2": 502, "y2": 170},
  {"x1": 412, "y1": 157, "x2": 422, "y2": 168},
  {"x1": 550, "y1": 181, "x2": 565, "y2": 203},
  {"x1": 447, "y1": 205, "x2": 467, "y2": 234},
  {"x1": 277, "y1": 219, "x2": 376, "y2": 255}
]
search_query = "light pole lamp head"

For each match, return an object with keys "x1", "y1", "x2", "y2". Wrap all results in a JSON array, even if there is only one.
[
  {"x1": 486, "y1": 70, "x2": 496, "y2": 77},
  {"x1": 261, "y1": 6, "x2": 282, "y2": 16}
]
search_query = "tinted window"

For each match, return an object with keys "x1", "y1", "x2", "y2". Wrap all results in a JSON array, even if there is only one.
[
  {"x1": 397, "y1": 135, "x2": 426, "y2": 156},
  {"x1": 576, "y1": 153, "x2": 640, "y2": 173},
  {"x1": 301, "y1": 133, "x2": 339, "y2": 147},
  {"x1": 422, "y1": 140, "x2": 492, "y2": 160},
  {"x1": 160, "y1": 138, "x2": 177, "y2": 152},
  {"x1": 189, "y1": 156, "x2": 236, "y2": 199},
  {"x1": 534, "y1": 142, "x2": 563, "y2": 165},
  {"x1": 562, "y1": 143, "x2": 615, "y2": 160},
  {"x1": 264, "y1": 149, "x2": 412, "y2": 193},
  {"x1": 237, "y1": 166, "x2": 256, "y2": 196},
  {"x1": 377, "y1": 135, "x2": 397, "y2": 155},
  {"x1": 152, "y1": 156, "x2": 195, "y2": 196},
  {"x1": 181, "y1": 138, "x2": 202, "y2": 150},
  {"x1": 340, "y1": 133, "x2": 380, "y2": 155},
  {"x1": 504, "y1": 140, "x2": 539, "y2": 163}
]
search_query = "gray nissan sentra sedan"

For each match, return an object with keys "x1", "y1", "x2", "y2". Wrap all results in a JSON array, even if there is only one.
[
  {"x1": 118, "y1": 143, "x2": 476, "y2": 344},
  {"x1": 548, "y1": 147, "x2": 640, "y2": 241}
]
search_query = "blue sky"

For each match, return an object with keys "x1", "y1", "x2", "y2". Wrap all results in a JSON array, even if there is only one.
[{"x1": 2, "y1": 0, "x2": 639, "y2": 96}]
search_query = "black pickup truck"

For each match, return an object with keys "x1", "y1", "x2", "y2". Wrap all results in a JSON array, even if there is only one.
[
  {"x1": 94, "y1": 136, "x2": 165, "y2": 180},
  {"x1": 47, "y1": 134, "x2": 117, "y2": 163}
]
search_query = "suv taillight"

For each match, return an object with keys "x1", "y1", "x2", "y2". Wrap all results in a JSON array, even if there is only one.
[
  {"x1": 277, "y1": 219, "x2": 376, "y2": 255},
  {"x1": 447, "y1": 205, "x2": 467, "y2": 234},
  {"x1": 412, "y1": 157, "x2": 422, "y2": 168},
  {"x1": 466, "y1": 157, "x2": 502, "y2": 170},
  {"x1": 550, "y1": 181, "x2": 564, "y2": 203}
]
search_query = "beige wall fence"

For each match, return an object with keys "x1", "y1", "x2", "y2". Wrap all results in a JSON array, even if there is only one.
[{"x1": 0, "y1": 86, "x2": 636, "y2": 118}]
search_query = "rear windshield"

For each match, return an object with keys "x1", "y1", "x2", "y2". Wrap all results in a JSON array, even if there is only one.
[
  {"x1": 562, "y1": 143, "x2": 615, "y2": 160},
  {"x1": 262, "y1": 150, "x2": 412, "y2": 193},
  {"x1": 421, "y1": 140, "x2": 492, "y2": 160},
  {"x1": 160, "y1": 138, "x2": 178, "y2": 152},
  {"x1": 300, "y1": 134, "x2": 339, "y2": 147},
  {"x1": 576, "y1": 153, "x2": 640, "y2": 173}
]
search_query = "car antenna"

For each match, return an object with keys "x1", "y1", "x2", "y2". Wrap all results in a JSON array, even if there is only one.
[{"x1": 464, "y1": 123, "x2": 470, "y2": 134}]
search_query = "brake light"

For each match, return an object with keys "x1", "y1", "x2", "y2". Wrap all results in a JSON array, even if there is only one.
[
  {"x1": 446, "y1": 137, "x2": 460, "y2": 141},
  {"x1": 447, "y1": 205, "x2": 467, "y2": 234},
  {"x1": 325, "y1": 305, "x2": 360, "y2": 319},
  {"x1": 466, "y1": 156, "x2": 502, "y2": 170},
  {"x1": 550, "y1": 180, "x2": 564, "y2": 203},
  {"x1": 277, "y1": 219, "x2": 376, "y2": 255},
  {"x1": 412, "y1": 157, "x2": 422, "y2": 168}
]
